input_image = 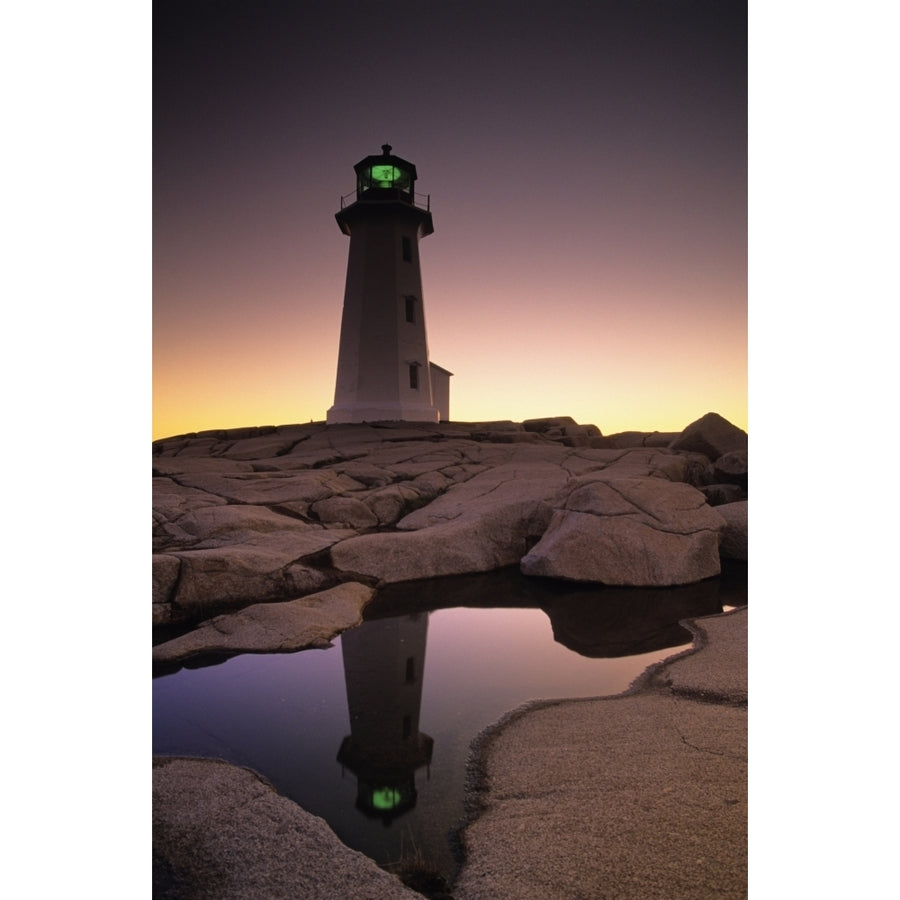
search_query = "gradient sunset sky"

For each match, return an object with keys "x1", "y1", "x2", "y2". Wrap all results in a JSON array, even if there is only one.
[{"x1": 153, "y1": 0, "x2": 747, "y2": 441}]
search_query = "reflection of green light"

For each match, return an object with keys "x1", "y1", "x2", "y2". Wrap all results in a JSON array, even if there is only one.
[
  {"x1": 369, "y1": 164, "x2": 404, "y2": 187},
  {"x1": 372, "y1": 787, "x2": 402, "y2": 810}
]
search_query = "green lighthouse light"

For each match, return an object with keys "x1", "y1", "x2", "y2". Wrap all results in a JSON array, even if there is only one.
[
  {"x1": 369, "y1": 164, "x2": 400, "y2": 187},
  {"x1": 349, "y1": 145, "x2": 417, "y2": 197},
  {"x1": 371, "y1": 787, "x2": 403, "y2": 810}
]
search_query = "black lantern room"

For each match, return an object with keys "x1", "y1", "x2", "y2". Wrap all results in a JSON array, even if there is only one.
[{"x1": 353, "y1": 144, "x2": 417, "y2": 200}]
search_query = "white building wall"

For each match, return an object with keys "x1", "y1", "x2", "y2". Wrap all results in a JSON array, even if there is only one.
[
  {"x1": 429, "y1": 363, "x2": 452, "y2": 422},
  {"x1": 327, "y1": 204, "x2": 440, "y2": 423}
]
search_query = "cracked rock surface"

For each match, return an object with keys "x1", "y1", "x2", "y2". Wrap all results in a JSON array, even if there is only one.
[
  {"x1": 152, "y1": 582, "x2": 375, "y2": 666},
  {"x1": 455, "y1": 608, "x2": 747, "y2": 899},
  {"x1": 153, "y1": 415, "x2": 748, "y2": 665}
]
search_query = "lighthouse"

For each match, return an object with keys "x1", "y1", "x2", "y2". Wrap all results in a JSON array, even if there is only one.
[{"x1": 327, "y1": 145, "x2": 450, "y2": 424}]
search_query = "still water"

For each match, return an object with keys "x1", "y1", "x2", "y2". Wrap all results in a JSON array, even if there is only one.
[{"x1": 153, "y1": 565, "x2": 747, "y2": 882}]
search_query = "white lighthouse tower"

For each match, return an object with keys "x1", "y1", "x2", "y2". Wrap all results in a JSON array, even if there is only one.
[{"x1": 327, "y1": 145, "x2": 448, "y2": 424}]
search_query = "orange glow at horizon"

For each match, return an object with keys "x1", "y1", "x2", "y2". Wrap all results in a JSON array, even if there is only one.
[
  {"x1": 153, "y1": 225, "x2": 747, "y2": 440},
  {"x1": 152, "y1": 222, "x2": 748, "y2": 440}
]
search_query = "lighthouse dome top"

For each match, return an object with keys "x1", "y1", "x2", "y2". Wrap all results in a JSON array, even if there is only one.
[{"x1": 353, "y1": 143, "x2": 418, "y2": 198}]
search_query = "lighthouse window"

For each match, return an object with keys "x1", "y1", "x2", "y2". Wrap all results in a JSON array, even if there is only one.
[
  {"x1": 402, "y1": 236, "x2": 412, "y2": 262},
  {"x1": 408, "y1": 364, "x2": 419, "y2": 390},
  {"x1": 405, "y1": 295, "x2": 417, "y2": 323},
  {"x1": 405, "y1": 656, "x2": 416, "y2": 683}
]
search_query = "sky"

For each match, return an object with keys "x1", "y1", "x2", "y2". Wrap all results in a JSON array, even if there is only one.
[{"x1": 152, "y1": 0, "x2": 747, "y2": 441}]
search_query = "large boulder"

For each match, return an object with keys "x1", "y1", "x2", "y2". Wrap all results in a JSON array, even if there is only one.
[
  {"x1": 330, "y1": 499, "x2": 554, "y2": 583},
  {"x1": 330, "y1": 461, "x2": 568, "y2": 582},
  {"x1": 713, "y1": 449, "x2": 748, "y2": 487},
  {"x1": 521, "y1": 477, "x2": 726, "y2": 586},
  {"x1": 716, "y1": 500, "x2": 748, "y2": 561},
  {"x1": 669, "y1": 413, "x2": 748, "y2": 461}
]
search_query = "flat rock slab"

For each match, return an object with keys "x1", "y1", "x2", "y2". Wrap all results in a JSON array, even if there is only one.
[
  {"x1": 153, "y1": 757, "x2": 420, "y2": 900},
  {"x1": 456, "y1": 694, "x2": 747, "y2": 899},
  {"x1": 455, "y1": 609, "x2": 747, "y2": 899},
  {"x1": 152, "y1": 582, "x2": 375, "y2": 665},
  {"x1": 661, "y1": 607, "x2": 748, "y2": 703}
]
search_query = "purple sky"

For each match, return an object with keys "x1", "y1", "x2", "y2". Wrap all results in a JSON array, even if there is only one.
[{"x1": 153, "y1": 0, "x2": 747, "y2": 438}]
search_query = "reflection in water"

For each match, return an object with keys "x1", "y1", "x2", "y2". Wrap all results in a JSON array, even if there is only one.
[
  {"x1": 152, "y1": 563, "x2": 747, "y2": 881},
  {"x1": 364, "y1": 563, "x2": 745, "y2": 659},
  {"x1": 337, "y1": 614, "x2": 433, "y2": 822},
  {"x1": 543, "y1": 577, "x2": 724, "y2": 658}
]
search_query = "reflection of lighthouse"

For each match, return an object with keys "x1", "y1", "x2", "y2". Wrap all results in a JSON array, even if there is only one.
[{"x1": 337, "y1": 613, "x2": 433, "y2": 822}]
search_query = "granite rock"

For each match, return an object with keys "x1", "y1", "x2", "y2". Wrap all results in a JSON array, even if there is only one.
[
  {"x1": 520, "y1": 477, "x2": 727, "y2": 586},
  {"x1": 716, "y1": 500, "x2": 748, "y2": 561},
  {"x1": 153, "y1": 757, "x2": 420, "y2": 899},
  {"x1": 153, "y1": 417, "x2": 748, "y2": 646},
  {"x1": 714, "y1": 448, "x2": 749, "y2": 487},
  {"x1": 668, "y1": 412, "x2": 748, "y2": 461},
  {"x1": 152, "y1": 582, "x2": 375, "y2": 666},
  {"x1": 455, "y1": 611, "x2": 747, "y2": 900}
]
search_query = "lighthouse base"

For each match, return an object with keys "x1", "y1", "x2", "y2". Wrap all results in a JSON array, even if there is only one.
[{"x1": 326, "y1": 401, "x2": 440, "y2": 425}]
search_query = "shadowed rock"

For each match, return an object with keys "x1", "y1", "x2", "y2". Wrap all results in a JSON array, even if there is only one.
[
  {"x1": 700, "y1": 483, "x2": 746, "y2": 506},
  {"x1": 713, "y1": 449, "x2": 748, "y2": 486},
  {"x1": 668, "y1": 411, "x2": 748, "y2": 460},
  {"x1": 717, "y1": 500, "x2": 748, "y2": 561}
]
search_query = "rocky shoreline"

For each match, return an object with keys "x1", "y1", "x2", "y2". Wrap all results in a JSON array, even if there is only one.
[
  {"x1": 153, "y1": 412, "x2": 747, "y2": 896},
  {"x1": 153, "y1": 412, "x2": 747, "y2": 664},
  {"x1": 455, "y1": 608, "x2": 747, "y2": 899},
  {"x1": 153, "y1": 606, "x2": 746, "y2": 898}
]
